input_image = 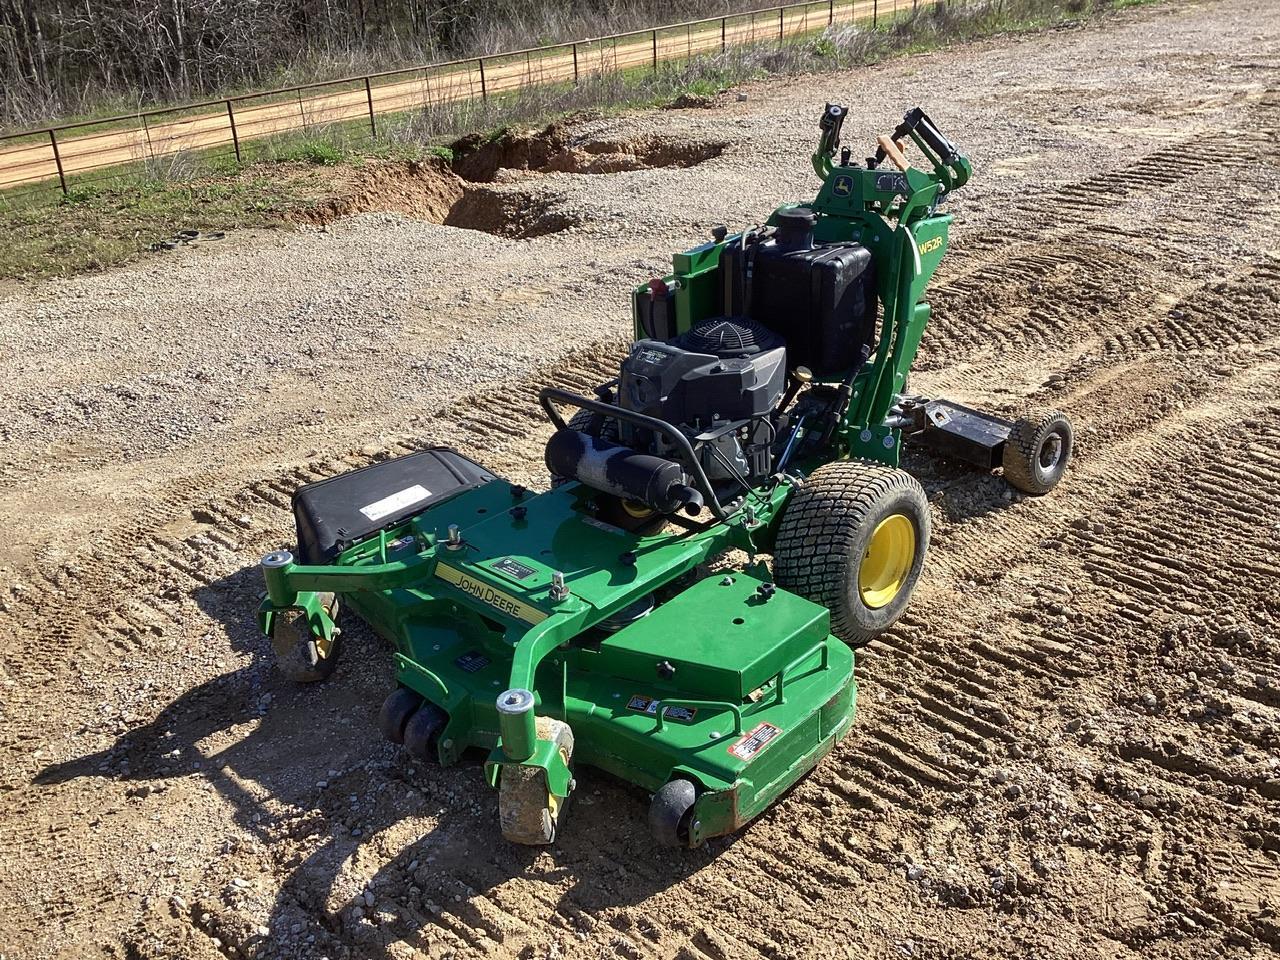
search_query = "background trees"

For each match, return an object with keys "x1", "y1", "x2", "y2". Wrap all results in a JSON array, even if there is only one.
[{"x1": 0, "y1": 1, "x2": 738, "y2": 127}]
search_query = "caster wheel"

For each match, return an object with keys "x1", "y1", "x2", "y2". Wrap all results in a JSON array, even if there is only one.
[
  {"x1": 403, "y1": 703, "x2": 449, "y2": 763},
  {"x1": 379, "y1": 688, "x2": 422, "y2": 745},
  {"x1": 270, "y1": 593, "x2": 341, "y2": 683},
  {"x1": 499, "y1": 718, "x2": 574, "y2": 845},
  {"x1": 649, "y1": 778, "x2": 698, "y2": 848},
  {"x1": 1003, "y1": 410, "x2": 1073, "y2": 495}
]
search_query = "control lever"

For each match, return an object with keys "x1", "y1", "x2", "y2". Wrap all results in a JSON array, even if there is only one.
[
  {"x1": 872, "y1": 106, "x2": 959, "y2": 169},
  {"x1": 817, "y1": 103, "x2": 847, "y2": 160}
]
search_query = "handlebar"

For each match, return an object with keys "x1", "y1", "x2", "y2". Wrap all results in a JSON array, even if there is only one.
[{"x1": 873, "y1": 106, "x2": 960, "y2": 169}]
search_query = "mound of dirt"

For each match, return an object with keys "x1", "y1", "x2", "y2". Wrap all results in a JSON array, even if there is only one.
[
  {"x1": 289, "y1": 159, "x2": 465, "y2": 227},
  {"x1": 451, "y1": 121, "x2": 726, "y2": 182},
  {"x1": 285, "y1": 157, "x2": 578, "y2": 240}
]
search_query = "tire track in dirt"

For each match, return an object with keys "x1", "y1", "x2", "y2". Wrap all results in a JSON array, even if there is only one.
[{"x1": 5, "y1": 54, "x2": 1280, "y2": 959}]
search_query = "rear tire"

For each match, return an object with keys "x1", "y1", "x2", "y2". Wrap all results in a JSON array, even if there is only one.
[
  {"x1": 1002, "y1": 410, "x2": 1073, "y2": 495},
  {"x1": 499, "y1": 718, "x2": 574, "y2": 845},
  {"x1": 774, "y1": 460, "x2": 930, "y2": 646},
  {"x1": 270, "y1": 593, "x2": 342, "y2": 683}
]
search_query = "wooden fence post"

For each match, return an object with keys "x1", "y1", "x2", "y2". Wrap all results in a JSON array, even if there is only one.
[
  {"x1": 48, "y1": 130, "x2": 67, "y2": 195},
  {"x1": 364, "y1": 77, "x2": 377, "y2": 136},
  {"x1": 226, "y1": 100, "x2": 241, "y2": 162}
]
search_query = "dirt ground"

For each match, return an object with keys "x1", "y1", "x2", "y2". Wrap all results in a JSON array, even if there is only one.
[{"x1": 2, "y1": 0, "x2": 1279, "y2": 957}]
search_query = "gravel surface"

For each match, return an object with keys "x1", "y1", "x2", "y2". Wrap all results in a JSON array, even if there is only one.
[{"x1": 2, "y1": 1, "x2": 1279, "y2": 957}]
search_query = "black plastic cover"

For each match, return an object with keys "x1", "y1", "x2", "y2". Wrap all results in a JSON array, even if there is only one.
[
  {"x1": 722, "y1": 237, "x2": 877, "y2": 378},
  {"x1": 292, "y1": 447, "x2": 496, "y2": 563},
  {"x1": 617, "y1": 337, "x2": 787, "y2": 427}
]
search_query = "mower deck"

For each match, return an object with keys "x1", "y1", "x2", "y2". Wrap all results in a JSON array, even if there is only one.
[{"x1": 273, "y1": 477, "x2": 855, "y2": 845}]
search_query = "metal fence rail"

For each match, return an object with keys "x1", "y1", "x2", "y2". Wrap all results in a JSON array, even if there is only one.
[{"x1": 0, "y1": 0, "x2": 915, "y2": 198}]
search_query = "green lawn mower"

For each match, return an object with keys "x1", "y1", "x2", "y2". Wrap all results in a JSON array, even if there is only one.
[{"x1": 257, "y1": 105, "x2": 1073, "y2": 848}]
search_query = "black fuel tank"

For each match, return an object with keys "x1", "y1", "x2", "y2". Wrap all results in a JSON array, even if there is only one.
[{"x1": 721, "y1": 233, "x2": 877, "y2": 378}]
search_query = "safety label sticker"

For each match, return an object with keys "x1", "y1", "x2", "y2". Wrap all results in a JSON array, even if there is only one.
[
  {"x1": 359, "y1": 484, "x2": 430, "y2": 522},
  {"x1": 490, "y1": 556, "x2": 538, "y2": 582},
  {"x1": 454, "y1": 650, "x2": 490, "y2": 673},
  {"x1": 627, "y1": 694, "x2": 697, "y2": 723},
  {"x1": 728, "y1": 722, "x2": 782, "y2": 762}
]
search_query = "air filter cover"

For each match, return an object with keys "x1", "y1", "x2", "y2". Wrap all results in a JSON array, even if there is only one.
[{"x1": 677, "y1": 316, "x2": 783, "y2": 358}]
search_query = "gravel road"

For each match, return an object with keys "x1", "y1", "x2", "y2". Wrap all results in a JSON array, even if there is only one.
[{"x1": 1, "y1": 0, "x2": 1279, "y2": 957}]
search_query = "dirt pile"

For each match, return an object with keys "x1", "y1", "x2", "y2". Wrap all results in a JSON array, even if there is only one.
[
  {"x1": 289, "y1": 159, "x2": 465, "y2": 227},
  {"x1": 451, "y1": 121, "x2": 726, "y2": 181}
]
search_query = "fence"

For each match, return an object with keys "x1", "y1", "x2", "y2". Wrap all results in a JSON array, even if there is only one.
[{"x1": 0, "y1": 0, "x2": 919, "y2": 200}]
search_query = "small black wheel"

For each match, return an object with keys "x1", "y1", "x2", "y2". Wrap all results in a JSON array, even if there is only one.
[
  {"x1": 499, "y1": 717, "x2": 575, "y2": 845},
  {"x1": 1002, "y1": 410, "x2": 1073, "y2": 495},
  {"x1": 270, "y1": 593, "x2": 342, "y2": 683},
  {"x1": 774, "y1": 460, "x2": 930, "y2": 646},
  {"x1": 403, "y1": 703, "x2": 449, "y2": 763},
  {"x1": 649, "y1": 779, "x2": 698, "y2": 848},
  {"x1": 379, "y1": 688, "x2": 422, "y2": 744}
]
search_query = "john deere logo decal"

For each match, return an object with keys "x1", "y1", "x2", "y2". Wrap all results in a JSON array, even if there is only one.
[
  {"x1": 435, "y1": 563, "x2": 547, "y2": 624},
  {"x1": 833, "y1": 174, "x2": 853, "y2": 197}
]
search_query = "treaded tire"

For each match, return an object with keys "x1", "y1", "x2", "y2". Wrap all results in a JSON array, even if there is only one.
[
  {"x1": 1002, "y1": 410, "x2": 1073, "y2": 495},
  {"x1": 379, "y1": 688, "x2": 422, "y2": 745},
  {"x1": 499, "y1": 718, "x2": 574, "y2": 845},
  {"x1": 270, "y1": 593, "x2": 342, "y2": 683},
  {"x1": 774, "y1": 460, "x2": 930, "y2": 646}
]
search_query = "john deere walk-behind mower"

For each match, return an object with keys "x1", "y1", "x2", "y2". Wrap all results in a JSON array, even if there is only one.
[{"x1": 257, "y1": 105, "x2": 1072, "y2": 847}]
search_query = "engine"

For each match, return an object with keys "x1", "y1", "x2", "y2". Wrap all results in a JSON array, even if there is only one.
[
  {"x1": 616, "y1": 317, "x2": 786, "y2": 486},
  {"x1": 546, "y1": 206, "x2": 880, "y2": 517}
]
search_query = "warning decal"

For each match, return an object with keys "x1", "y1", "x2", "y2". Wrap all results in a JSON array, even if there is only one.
[
  {"x1": 626, "y1": 694, "x2": 697, "y2": 723},
  {"x1": 359, "y1": 484, "x2": 430, "y2": 522},
  {"x1": 728, "y1": 722, "x2": 782, "y2": 762}
]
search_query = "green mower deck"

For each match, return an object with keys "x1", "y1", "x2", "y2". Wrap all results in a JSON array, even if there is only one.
[{"x1": 256, "y1": 104, "x2": 1073, "y2": 847}]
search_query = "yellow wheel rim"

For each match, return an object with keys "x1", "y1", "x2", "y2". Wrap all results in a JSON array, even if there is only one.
[{"x1": 859, "y1": 514, "x2": 916, "y2": 609}]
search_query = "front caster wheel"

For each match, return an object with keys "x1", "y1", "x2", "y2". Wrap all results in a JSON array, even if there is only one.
[
  {"x1": 403, "y1": 703, "x2": 449, "y2": 763},
  {"x1": 379, "y1": 688, "x2": 422, "y2": 744},
  {"x1": 270, "y1": 593, "x2": 342, "y2": 683},
  {"x1": 499, "y1": 718, "x2": 574, "y2": 845},
  {"x1": 649, "y1": 778, "x2": 698, "y2": 848},
  {"x1": 1002, "y1": 410, "x2": 1073, "y2": 494}
]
